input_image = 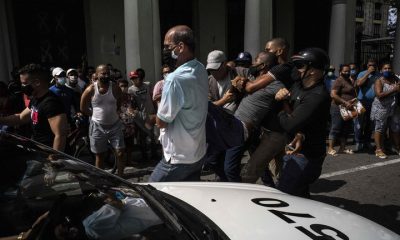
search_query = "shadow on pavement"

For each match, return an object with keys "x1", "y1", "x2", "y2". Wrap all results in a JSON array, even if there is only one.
[
  {"x1": 311, "y1": 194, "x2": 400, "y2": 235},
  {"x1": 310, "y1": 178, "x2": 347, "y2": 193}
]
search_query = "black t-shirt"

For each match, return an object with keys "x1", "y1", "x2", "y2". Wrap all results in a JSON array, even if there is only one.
[
  {"x1": 278, "y1": 81, "x2": 330, "y2": 163},
  {"x1": 29, "y1": 91, "x2": 66, "y2": 147},
  {"x1": 261, "y1": 62, "x2": 299, "y2": 131}
]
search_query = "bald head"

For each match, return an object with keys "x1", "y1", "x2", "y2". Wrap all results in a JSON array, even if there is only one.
[
  {"x1": 265, "y1": 37, "x2": 290, "y2": 63},
  {"x1": 96, "y1": 64, "x2": 110, "y2": 79},
  {"x1": 256, "y1": 51, "x2": 278, "y2": 70},
  {"x1": 165, "y1": 25, "x2": 195, "y2": 52}
]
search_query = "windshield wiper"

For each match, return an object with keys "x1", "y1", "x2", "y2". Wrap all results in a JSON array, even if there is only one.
[{"x1": 136, "y1": 185, "x2": 183, "y2": 233}]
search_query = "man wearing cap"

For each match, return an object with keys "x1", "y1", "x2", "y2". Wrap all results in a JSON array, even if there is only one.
[
  {"x1": 50, "y1": 67, "x2": 80, "y2": 127},
  {"x1": 128, "y1": 68, "x2": 156, "y2": 160},
  {"x1": 324, "y1": 65, "x2": 337, "y2": 92},
  {"x1": 0, "y1": 64, "x2": 68, "y2": 151},
  {"x1": 66, "y1": 68, "x2": 86, "y2": 94},
  {"x1": 207, "y1": 50, "x2": 253, "y2": 112},
  {"x1": 205, "y1": 50, "x2": 253, "y2": 182},
  {"x1": 235, "y1": 51, "x2": 252, "y2": 68},
  {"x1": 80, "y1": 64, "x2": 126, "y2": 176},
  {"x1": 148, "y1": 25, "x2": 208, "y2": 182}
]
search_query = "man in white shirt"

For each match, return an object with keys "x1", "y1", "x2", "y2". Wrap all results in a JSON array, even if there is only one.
[{"x1": 148, "y1": 25, "x2": 208, "y2": 182}]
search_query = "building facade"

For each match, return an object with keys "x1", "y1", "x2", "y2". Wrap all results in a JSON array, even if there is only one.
[{"x1": 1, "y1": 0, "x2": 399, "y2": 84}]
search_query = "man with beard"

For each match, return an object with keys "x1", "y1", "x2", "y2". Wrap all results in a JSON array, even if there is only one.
[
  {"x1": 80, "y1": 64, "x2": 125, "y2": 176},
  {"x1": 0, "y1": 63, "x2": 68, "y2": 151}
]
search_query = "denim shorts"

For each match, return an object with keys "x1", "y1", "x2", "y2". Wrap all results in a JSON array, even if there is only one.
[{"x1": 89, "y1": 120, "x2": 125, "y2": 153}]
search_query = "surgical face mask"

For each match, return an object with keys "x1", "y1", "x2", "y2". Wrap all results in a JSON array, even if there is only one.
[
  {"x1": 57, "y1": 77, "x2": 66, "y2": 85},
  {"x1": 327, "y1": 71, "x2": 334, "y2": 77},
  {"x1": 350, "y1": 69, "x2": 357, "y2": 76},
  {"x1": 162, "y1": 48, "x2": 177, "y2": 69},
  {"x1": 171, "y1": 47, "x2": 179, "y2": 60},
  {"x1": 163, "y1": 73, "x2": 169, "y2": 79},
  {"x1": 383, "y1": 71, "x2": 393, "y2": 78},
  {"x1": 21, "y1": 84, "x2": 34, "y2": 97}
]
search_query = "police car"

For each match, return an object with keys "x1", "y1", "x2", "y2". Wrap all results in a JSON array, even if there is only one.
[{"x1": 0, "y1": 131, "x2": 398, "y2": 239}]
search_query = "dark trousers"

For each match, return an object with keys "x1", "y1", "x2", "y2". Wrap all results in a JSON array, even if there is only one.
[
  {"x1": 277, "y1": 154, "x2": 323, "y2": 198},
  {"x1": 354, "y1": 101, "x2": 373, "y2": 145},
  {"x1": 204, "y1": 145, "x2": 245, "y2": 182},
  {"x1": 242, "y1": 130, "x2": 287, "y2": 183}
]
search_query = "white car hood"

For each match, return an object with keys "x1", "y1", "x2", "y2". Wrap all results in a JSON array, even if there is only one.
[{"x1": 149, "y1": 182, "x2": 399, "y2": 240}]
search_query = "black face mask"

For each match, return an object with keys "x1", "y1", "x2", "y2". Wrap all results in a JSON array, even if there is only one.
[
  {"x1": 341, "y1": 73, "x2": 350, "y2": 79},
  {"x1": 99, "y1": 76, "x2": 110, "y2": 84},
  {"x1": 248, "y1": 65, "x2": 262, "y2": 77},
  {"x1": 162, "y1": 48, "x2": 177, "y2": 70},
  {"x1": 21, "y1": 84, "x2": 34, "y2": 97}
]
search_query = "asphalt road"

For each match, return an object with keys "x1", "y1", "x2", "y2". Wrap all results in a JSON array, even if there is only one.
[
  {"x1": 310, "y1": 146, "x2": 400, "y2": 234},
  {"x1": 125, "y1": 144, "x2": 400, "y2": 235}
]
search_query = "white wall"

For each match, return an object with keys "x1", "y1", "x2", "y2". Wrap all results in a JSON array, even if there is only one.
[{"x1": 84, "y1": 0, "x2": 126, "y2": 73}]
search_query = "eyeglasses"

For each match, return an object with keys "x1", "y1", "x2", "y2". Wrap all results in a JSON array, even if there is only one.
[
  {"x1": 163, "y1": 44, "x2": 178, "y2": 51},
  {"x1": 293, "y1": 61, "x2": 308, "y2": 69}
]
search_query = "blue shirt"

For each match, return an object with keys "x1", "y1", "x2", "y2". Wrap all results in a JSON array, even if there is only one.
[
  {"x1": 49, "y1": 85, "x2": 76, "y2": 119},
  {"x1": 356, "y1": 70, "x2": 380, "y2": 102},
  {"x1": 157, "y1": 59, "x2": 208, "y2": 164},
  {"x1": 324, "y1": 74, "x2": 337, "y2": 92}
]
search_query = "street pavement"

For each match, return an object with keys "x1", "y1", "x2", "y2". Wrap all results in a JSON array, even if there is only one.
[
  {"x1": 124, "y1": 143, "x2": 400, "y2": 235},
  {"x1": 310, "y1": 146, "x2": 400, "y2": 234}
]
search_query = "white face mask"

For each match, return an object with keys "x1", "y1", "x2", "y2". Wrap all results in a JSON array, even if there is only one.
[
  {"x1": 327, "y1": 71, "x2": 334, "y2": 77},
  {"x1": 171, "y1": 47, "x2": 179, "y2": 60},
  {"x1": 57, "y1": 77, "x2": 66, "y2": 85},
  {"x1": 163, "y1": 73, "x2": 169, "y2": 79}
]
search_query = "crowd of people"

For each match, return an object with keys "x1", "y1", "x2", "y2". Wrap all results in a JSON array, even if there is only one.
[{"x1": 0, "y1": 24, "x2": 398, "y2": 198}]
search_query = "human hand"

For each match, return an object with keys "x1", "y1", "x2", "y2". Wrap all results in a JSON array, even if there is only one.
[
  {"x1": 231, "y1": 76, "x2": 247, "y2": 92},
  {"x1": 344, "y1": 101, "x2": 353, "y2": 109},
  {"x1": 275, "y1": 88, "x2": 290, "y2": 101},
  {"x1": 222, "y1": 90, "x2": 234, "y2": 103},
  {"x1": 367, "y1": 65, "x2": 376, "y2": 73}
]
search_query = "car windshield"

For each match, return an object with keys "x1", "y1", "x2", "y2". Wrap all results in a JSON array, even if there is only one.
[{"x1": 0, "y1": 132, "x2": 198, "y2": 239}]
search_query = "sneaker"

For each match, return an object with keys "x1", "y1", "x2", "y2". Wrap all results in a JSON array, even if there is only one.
[{"x1": 375, "y1": 149, "x2": 387, "y2": 159}]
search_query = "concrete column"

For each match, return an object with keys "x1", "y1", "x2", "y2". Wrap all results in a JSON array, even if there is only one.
[
  {"x1": 0, "y1": 0, "x2": 14, "y2": 82},
  {"x1": 259, "y1": 0, "x2": 273, "y2": 50},
  {"x1": 393, "y1": 14, "x2": 400, "y2": 73},
  {"x1": 244, "y1": 0, "x2": 261, "y2": 59},
  {"x1": 328, "y1": 0, "x2": 347, "y2": 72},
  {"x1": 152, "y1": 0, "x2": 161, "y2": 82},
  {"x1": 124, "y1": 0, "x2": 141, "y2": 77},
  {"x1": 345, "y1": 0, "x2": 356, "y2": 63},
  {"x1": 124, "y1": 0, "x2": 160, "y2": 83},
  {"x1": 274, "y1": 0, "x2": 294, "y2": 56}
]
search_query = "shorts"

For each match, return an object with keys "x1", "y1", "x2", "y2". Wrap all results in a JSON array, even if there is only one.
[{"x1": 89, "y1": 120, "x2": 125, "y2": 154}]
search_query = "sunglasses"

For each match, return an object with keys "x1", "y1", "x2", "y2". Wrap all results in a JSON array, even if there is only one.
[{"x1": 293, "y1": 61, "x2": 308, "y2": 69}]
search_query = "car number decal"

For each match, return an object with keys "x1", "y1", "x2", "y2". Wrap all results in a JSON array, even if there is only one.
[{"x1": 251, "y1": 198, "x2": 349, "y2": 240}]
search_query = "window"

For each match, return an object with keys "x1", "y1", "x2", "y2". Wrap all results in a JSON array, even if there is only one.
[
  {"x1": 374, "y1": 3, "x2": 382, "y2": 20},
  {"x1": 373, "y1": 23, "x2": 381, "y2": 37},
  {"x1": 356, "y1": 0, "x2": 364, "y2": 18}
]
